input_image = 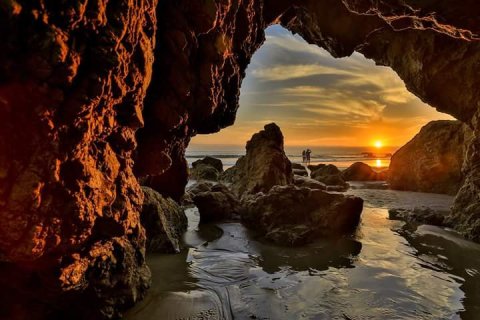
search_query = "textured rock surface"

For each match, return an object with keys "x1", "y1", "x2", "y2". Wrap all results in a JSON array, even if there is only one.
[
  {"x1": 343, "y1": 162, "x2": 384, "y2": 181},
  {"x1": 389, "y1": 121, "x2": 470, "y2": 195},
  {"x1": 389, "y1": 207, "x2": 449, "y2": 227},
  {"x1": 1, "y1": 0, "x2": 480, "y2": 318},
  {"x1": 141, "y1": 187, "x2": 187, "y2": 253},
  {"x1": 193, "y1": 157, "x2": 224, "y2": 173},
  {"x1": 227, "y1": 123, "x2": 293, "y2": 196},
  {"x1": 190, "y1": 156, "x2": 223, "y2": 181},
  {"x1": 309, "y1": 164, "x2": 349, "y2": 190},
  {"x1": 242, "y1": 185, "x2": 364, "y2": 245},
  {"x1": 193, "y1": 183, "x2": 241, "y2": 223},
  {"x1": 293, "y1": 175, "x2": 327, "y2": 190},
  {"x1": 0, "y1": 1, "x2": 156, "y2": 318}
]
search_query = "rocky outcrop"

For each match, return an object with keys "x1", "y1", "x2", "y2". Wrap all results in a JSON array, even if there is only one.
[
  {"x1": 242, "y1": 185, "x2": 364, "y2": 245},
  {"x1": 293, "y1": 175, "x2": 327, "y2": 190},
  {"x1": 141, "y1": 187, "x2": 188, "y2": 253},
  {"x1": 309, "y1": 164, "x2": 349, "y2": 190},
  {"x1": 389, "y1": 207, "x2": 449, "y2": 227},
  {"x1": 193, "y1": 183, "x2": 241, "y2": 223},
  {"x1": 0, "y1": 1, "x2": 156, "y2": 318},
  {"x1": 193, "y1": 156, "x2": 224, "y2": 173},
  {"x1": 226, "y1": 123, "x2": 293, "y2": 196},
  {"x1": 292, "y1": 163, "x2": 308, "y2": 177},
  {"x1": 343, "y1": 162, "x2": 385, "y2": 181},
  {"x1": 190, "y1": 157, "x2": 223, "y2": 182},
  {"x1": 2, "y1": 0, "x2": 480, "y2": 318},
  {"x1": 389, "y1": 121, "x2": 470, "y2": 195}
]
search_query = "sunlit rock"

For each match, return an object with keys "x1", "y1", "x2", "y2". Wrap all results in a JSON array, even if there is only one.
[
  {"x1": 342, "y1": 162, "x2": 384, "y2": 181},
  {"x1": 226, "y1": 123, "x2": 293, "y2": 196},
  {"x1": 389, "y1": 120, "x2": 471, "y2": 195}
]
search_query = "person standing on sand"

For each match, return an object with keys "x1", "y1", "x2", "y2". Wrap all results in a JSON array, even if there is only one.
[
  {"x1": 302, "y1": 150, "x2": 306, "y2": 164},
  {"x1": 306, "y1": 149, "x2": 312, "y2": 165}
]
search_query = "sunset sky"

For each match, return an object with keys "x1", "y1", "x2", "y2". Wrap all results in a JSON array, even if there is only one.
[{"x1": 191, "y1": 25, "x2": 453, "y2": 148}]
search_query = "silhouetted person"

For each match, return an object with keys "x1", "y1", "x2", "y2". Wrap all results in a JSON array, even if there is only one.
[
  {"x1": 306, "y1": 149, "x2": 312, "y2": 165},
  {"x1": 302, "y1": 150, "x2": 306, "y2": 163}
]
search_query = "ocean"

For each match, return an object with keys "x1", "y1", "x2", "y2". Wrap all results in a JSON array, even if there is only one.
[{"x1": 186, "y1": 145, "x2": 398, "y2": 171}]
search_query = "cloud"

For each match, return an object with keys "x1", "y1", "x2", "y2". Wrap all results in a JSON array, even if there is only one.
[
  {"x1": 250, "y1": 64, "x2": 352, "y2": 81},
  {"x1": 191, "y1": 25, "x2": 453, "y2": 147}
]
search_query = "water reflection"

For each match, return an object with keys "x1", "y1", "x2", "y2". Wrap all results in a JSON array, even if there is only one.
[
  {"x1": 127, "y1": 187, "x2": 480, "y2": 320},
  {"x1": 395, "y1": 224, "x2": 480, "y2": 320},
  {"x1": 253, "y1": 238, "x2": 362, "y2": 274}
]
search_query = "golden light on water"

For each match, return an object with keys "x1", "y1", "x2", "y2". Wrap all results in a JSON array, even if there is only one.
[{"x1": 376, "y1": 159, "x2": 382, "y2": 168}]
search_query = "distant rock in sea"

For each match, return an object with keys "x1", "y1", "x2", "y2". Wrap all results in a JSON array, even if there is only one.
[
  {"x1": 190, "y1": 156, "x2": 224, "y2": 181},
  {"x1": 342, "y1": 162, "x2": 387, "y2": 181},
  {"x1": 388, "y1": 120, "x2": 471, "y2": 195},
  {"x1": 308, "y1": 164, "x2": 349, "y2": 191}
]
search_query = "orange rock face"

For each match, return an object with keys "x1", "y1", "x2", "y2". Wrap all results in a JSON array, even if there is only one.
[{"x1": 1, "y1": 0, "x2": 480, "y2": 318}]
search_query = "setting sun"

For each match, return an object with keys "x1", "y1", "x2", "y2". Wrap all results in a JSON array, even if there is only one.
[{"x1": 374, "y1": 140, "x2": 383, "y2": 149}]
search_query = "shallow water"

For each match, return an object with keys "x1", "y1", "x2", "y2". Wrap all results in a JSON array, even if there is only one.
[{"x1": 127, "y1": 184, "x2": 480, "y2": 320}]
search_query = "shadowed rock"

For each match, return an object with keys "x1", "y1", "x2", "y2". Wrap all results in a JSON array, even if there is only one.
[
  {"x1": 293, "y1": 175, "x2": 327, "y2": 190},
  {"x1": 193, "y1": 156, "x2": 224, "y2": 173},
  {"x1": 292, "y1": 163, "x2": 308, "y2": 177},
  {"x1": 389, "y1": 207, "x2": 449, "y2": 227},
  {"x1": 190, "y1": 157, "x2": 224, "y2": 181},
  {"x1": 141, "y1": 187, "x2": 188, "y2": 253},
  {"x1": 242, "y1": 185, "x2": 363, "y2": 245},
  {"x1": 389, "y1": 121, "x2": 471, "y2": 195},
  {"x1": 226, "y1": 123, "x2": 293, "y2": 196},
  {"x1": 309, "y1": 164, "x2": 349, "y2": 190},
  {"x1": 343, "y1": 162, "x2": 384, "y2": 181},
  {"x1": 193, "y1": 183, "x2": 241, "y2": 223}
]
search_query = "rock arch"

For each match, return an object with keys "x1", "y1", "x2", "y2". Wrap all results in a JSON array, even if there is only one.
[{"x1": 0, "y1": 0, "x2": 479, "y2": 318}]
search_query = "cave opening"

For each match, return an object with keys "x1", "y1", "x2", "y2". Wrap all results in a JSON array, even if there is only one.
[{"x1": 187, "y1": 25, "x2": 453, "y2": 173}]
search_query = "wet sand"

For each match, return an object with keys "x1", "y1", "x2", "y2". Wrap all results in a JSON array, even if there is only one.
[{"x1": 127, "y1": 183, "x2": 480, "y2": 320}]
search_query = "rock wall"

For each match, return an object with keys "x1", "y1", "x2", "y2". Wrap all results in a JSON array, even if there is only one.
[
  {"x1": 0, "y1": 1, "x2": 156, "y2": 318},
  {"x1": 1, "y1": 0, "x2": 480, "y2": 318}
]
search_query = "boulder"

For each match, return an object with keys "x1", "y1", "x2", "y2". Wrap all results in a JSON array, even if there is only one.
[
  {"x1": 293, "y1": 175, "x2": 327, "y2": 190},
  {"x1": 389, "y1": 207, "x2": 449, "y2": 227},
  {"x1": 190, "y1": 157, "x2": 225, "y2": 181},
  {"x1": 342, "y1": 162, "x2": 383, "y2": 181},
  {"x1": 141, "y1": 187, "x2": 188, "y2": 253},
  {"x1": 182, "y1": 181, "x2": 216, "y2": 206},
  {"x1": 220, "y1": 156, "x2": 245, "y2": 184},
  {"x1": 292, "y1": 163, "x2": 306, "y2": 170},
  {"x1": 292, "y1": 163, "x2": 308, "y2": 177},
  {"x1": 309, "y1": 164, "x2": 349, "y2": 190},
  {"x1": 241, "y1": 185, "x2": 364, "y2": 245},
  {"x1": 388, "y1": 120, "x2": 471, "y2": 195},
  {"x1": 293, "y1": 169, "x2": 308, "y2": 177},
  {"x1": 192, "y1": 156, "x2": 224, "y2": 173},
  {"x1": 193, "y1": 183, "x2": 242, "y2": 223},
  {"x1": 227, "y1": 123, "x2": 293, "y2": 196}
]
